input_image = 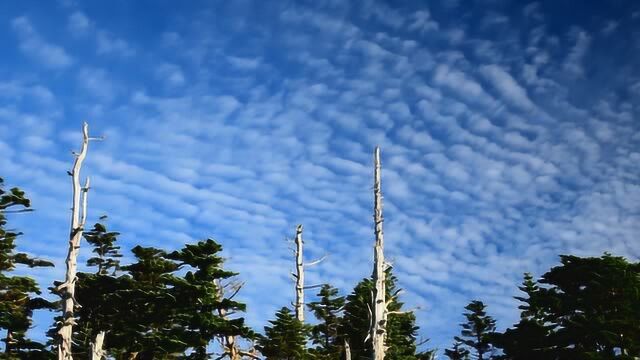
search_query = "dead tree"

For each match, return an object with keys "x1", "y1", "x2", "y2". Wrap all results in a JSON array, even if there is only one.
[
  {"x1": 294, "y1": 224, "x2": 305, "y2": 322},
  {"x1": 344, "y1": 339, "x2": 352, "y2": 360},
  {"x1": 91, "y1": 331, "x2": 105, "y2": 360},
  {"x1": 290, "y1": 224, "x2": 326, "y2": 324},
  {"x1": 215, "y1": 281, "x2": 260, "y2": 360},
  {"x1": 370, "y1": 146, "x2": 387, "y2": 360},
  {"x1": 57, "y1": 122, "x2": 100, "y2": 360}
]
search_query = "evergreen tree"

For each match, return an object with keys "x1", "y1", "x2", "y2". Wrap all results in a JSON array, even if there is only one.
[
  {"x1": 444, "y1": 340, "x2": 470, "y2": 360},
  {"x1": 0, "y1": 178, "x2": 54, "y2": 355},
  {"x1": 81, "y1": 238, "x2": 252, "y2": 359},
  {"x1": 258, "y1": 307, "x2": 310, "y2": 360},
  {"x1": 341, "y1": 270, "x2": 429, "y2": 360},
  {"x1": 494, "y1": 254, "x2": 640, "y2": 360},
  {"x1": 110, "y1": 245, "x2": 183, "y2": 358},
  {"x1": 491, "y1": 274, "x2": 552, "y2": 360},
  {"x1": 454, "y1": 300, "x2": 496, "y2": 360},
  {"x1": 83, "y1": 220, "x2": 122, "y2": 275},
  {"x1": 165, "y1": 239, "x2": 252, "y2": 359},
  {"x1": 307, "y1": 284, "x2": 345, "y2": 359},
  {"x1": 72, "y1": 220, "x2": 125, "y2": 357}
]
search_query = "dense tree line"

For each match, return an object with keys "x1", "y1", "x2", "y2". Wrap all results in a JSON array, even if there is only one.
[{"x1": 1, "y1": 169, "x2": 639, "y2": 359}]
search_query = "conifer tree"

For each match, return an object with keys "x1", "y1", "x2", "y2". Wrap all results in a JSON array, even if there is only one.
[
  {"x1": 454, "y1": 301, "x2": 496, "y2": 360},
  {"x1": 494, "y1": 254, "x2": 640, "y2": 359},
  {"x1": 166, "y1": 239, "x2": 252, "y2": 359},
  {"x1": 342, "y1": 270, "x2": 428, "y2": 360},
  {"x1": 0, "y1": 178, "x2": 54, "y2": 355},
  {"x1": 491, "y1": 274, "x2": 552, "y2": 360},
  {"x1": 258, "y1": 307, "x2": 310, "y2": 360},
  {"x1": 73, "y1": 220, "x2": 124, "y2": 358},
  {"x1": 307, "y1": 284, "x2": 345, "y2": 359},
  {"x1": 444, "y1": 340, "x2": 470, "y2": 360}
]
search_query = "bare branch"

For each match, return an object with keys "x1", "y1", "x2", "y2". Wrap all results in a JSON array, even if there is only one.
[
  {"x1": 303, "y1": 284, "x2": 324, "y2": 290},
  {"x1": 305, "y1": 254, "x2": 327, "y2": 267}
]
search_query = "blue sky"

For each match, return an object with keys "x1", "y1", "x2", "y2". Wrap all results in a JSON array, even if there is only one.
[{"x1": 1, "y1": 0, "x2": 639, "y2": 354}]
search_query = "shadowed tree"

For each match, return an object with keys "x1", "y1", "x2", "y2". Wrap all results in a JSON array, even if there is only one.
[
  {"x1": 444, "y1": 340, "x2": 470, "y2": 360},
  {"x1": 72, "y1": 220, "x2": 124, "y2": 359},
  {"x1": 454, "y1": 301, "x2": 496, "y2": 360},
  {"x1": 307, "y1": 284, "x2": 345, "y2": 359},
  {"x1": 494, "y1": 254, "x2": 640, "y2": 359},
  {"x1": 491, "y1": 273, "x2": 553, "y2": 360},
  {"x1": 0, "y1": 177, "x2": 54, "y2": 356}
]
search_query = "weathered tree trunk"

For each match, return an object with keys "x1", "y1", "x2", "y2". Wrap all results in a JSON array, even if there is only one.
[
  {"x1": 219, "y1": 301, "x2": 240, "y2": 360},
  {"x1": 58, "y1": 122, "x2": 94, "y2": 360},
  {"x1": 294, "y1": 224, "x2": 305, "y2": 322},
  {"x1": 215, "y1": 281, "x2": 260, "y2": 360},
  {"x1": 91, "y1": 331, "x2": 106, "y2": 360},
  {"x1": 371, "y1": 146, "x2": 386, "y2": 360},
  {"x1": 344, "y1": 339, "x2": 352, "y2": 360}
]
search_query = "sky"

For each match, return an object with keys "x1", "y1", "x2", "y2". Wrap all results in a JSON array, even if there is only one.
[{"x1": 1, "y1": 0, "x2": 639, "y2": 354}]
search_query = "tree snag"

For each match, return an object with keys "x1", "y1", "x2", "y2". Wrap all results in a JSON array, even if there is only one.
[
  {"x1": 294, "y1": 224, "x2": 305, "y2": 322},
  {"x1": 58, "y1": 122, "x2": 98, "y2": 360},
  {"x1": 344, "y1": 339, "x2": 352, "y2": 360},
  {"x1": 91, "y1": 331, "x2": 106, "y2": 360},
  {"x1": 371, "y1": 146, "x2": 387, "y2": 360}
]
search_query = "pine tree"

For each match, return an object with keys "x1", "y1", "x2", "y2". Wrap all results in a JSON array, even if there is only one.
[
  {"x1": 341, "y1": 270, "x2": 428, "y2": 360},
  {"x1": 491, "y1": 274, "x2": 552, "y2": 360},
  {"x1": 72, "y1": 220, "x2": 124, "y2": 358},
  {"x1": 444, "y1": 340, "x2": 470, "y2": 360},
  {"x1": 454, "y1": 301, "x2": 496, "y2": 360},
  {"x1": 307, "y1": 284, "x2": 345, "y2": 359},
  {"x1": 165, "y1": 239, "x2": 252, "y2": 359},
  {"x1": 110, "y1": 246, "x2": 182, "y2": 358},
  {"x1": 0, "y1": 178, "x2": 54, "y2": 355},
  {"x1": 258, "y1": 307, "x2": 310, "y2": 360},
  {"x1": 83, "y1": 220, "x2": 122, "y2": 275}
]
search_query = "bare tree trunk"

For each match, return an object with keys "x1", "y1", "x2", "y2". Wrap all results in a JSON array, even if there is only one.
[
  {"x1": 91, "y1": 331, "x2": 106, "y2": 360},
  {"x1": 58, "y1": 122, "x2": 94, "y2": 360},
  {"x1": 371, "y1": 146, "x2": 386, "y2": 360},
  {"x1": 294, "y1": 224, "x2": 304, "y2": 322},
  {"x1": 344, "y1": 339, "x2": 351, "y2": 360},
  {"x1": 215, "y1": 281, "x2": 258, "y2": 360}
]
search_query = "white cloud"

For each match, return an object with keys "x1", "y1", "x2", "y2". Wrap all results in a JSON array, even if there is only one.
[
  {"x1": 408, "y1": 10, "x2": 439, "y2": 33},
  {"x1": 156, "y1": 63, "x2": 186, "y2": 87},
  {"x1": 11, "y1": 16, "x2": 73, "y2": 69},
  {"x1": 563, "y1": 29, "x2": 591, "y2": 77},
  {"x1": 77, "y1": 67, "x2": 117, "y2": 100},
  {"x1": 68, "y1": 11, "x2": 91, "y2": 34},
  {"x1": 97, "y1": 30, "x2": 135, "y2": 56},
  {"x1": 479, "y1": 64, "x2": 536, "y2": 111}
]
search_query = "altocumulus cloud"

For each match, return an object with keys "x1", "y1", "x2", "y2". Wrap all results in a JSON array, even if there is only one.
[{"x1": 0, "y1": 0, "x2": 639, "y2": 353}]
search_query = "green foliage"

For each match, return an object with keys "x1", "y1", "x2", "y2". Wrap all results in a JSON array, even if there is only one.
[
  {"x1": 83, "y1": 220, "x2": 122, "y2": 275},
  {"x1": 165, "y1": 239, "x2": 252, "y2": 357},
  {"x1": 341, "y1": 270, "x2": 429, "y2": 360},
  {"x1": 454, "y1": 300, "x2": 496, "y2": 360},
  {"x1": 307, "y1": 284, "x2": 345, "y2": 359},
  {"x1": 494, "y1": 254, "x2": 640, "y2": 360},
  {"x1": 444, "y1": 340, "x2": 470, "y2": 360},
  {"x1": 68, "y1": 221, "x2": 126, "y2": 357},
  {"x1": 258, "y1": 307, "x2": 310, "y2": 360},
  {"x1": 0, "y1": 178, "x2": 54, "y2": 355},
  {"x1": 73, "y1": 238, "x2": 252, "y2": 359}
]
